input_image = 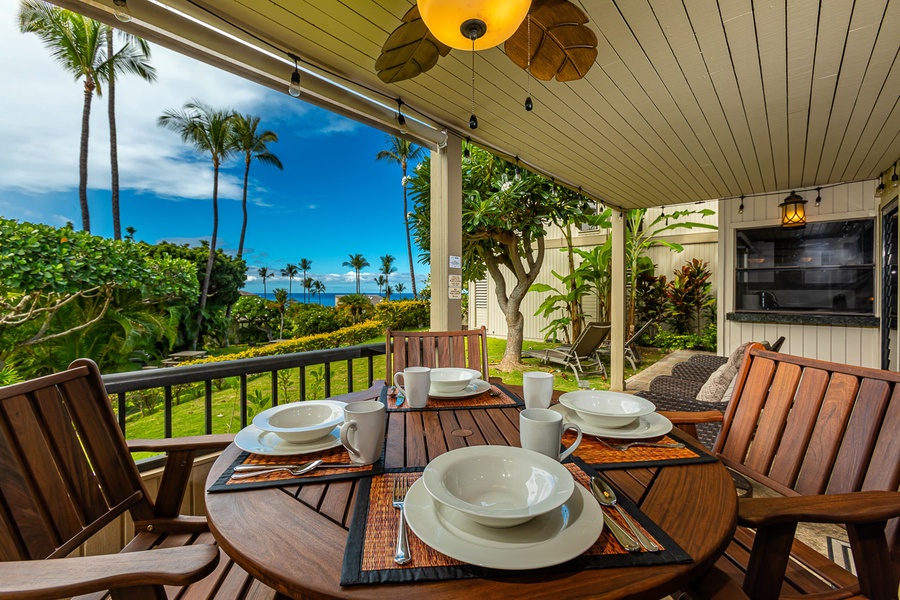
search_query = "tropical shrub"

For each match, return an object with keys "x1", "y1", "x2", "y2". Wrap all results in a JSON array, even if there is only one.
[
  {"x1": 337, "y1": 294, "x2": 375, "y2": 324},
  {"x1": 287, "y1": 303, "x2": 349, "y2": 337},
  {"x1": 667, "y1": 259, "x2": 714, "y2": 334},
  {"x1": 374, "y1": 299, "x2": 429, "y2": 330},
  {"x1": 651, "y1": 323, "x2": 716, "y2": 351},
  {"x1": 232, "y1": 295, "x2": 278, "y2": 343}
]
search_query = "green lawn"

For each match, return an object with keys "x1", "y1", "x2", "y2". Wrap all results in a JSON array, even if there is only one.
[{"x1": 125, "y1": 334, "x2": 665, "y2": 458}]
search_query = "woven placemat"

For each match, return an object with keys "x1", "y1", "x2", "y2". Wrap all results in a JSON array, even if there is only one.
[
  {"x1": 341, "y1": 462, "x2": 690, "y2": 586},
  {"x1": 382, "y1": 382, "x2": 524, "y2": 412},
  {"x1": 566, "y1": 432, "x2": 718, "y2": 471},
  {"x1": 208, "y1": 446, "x2": 383, "y2": 493}
]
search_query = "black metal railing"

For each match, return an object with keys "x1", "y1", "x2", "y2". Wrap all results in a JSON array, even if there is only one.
[{"x1": 103, "y1": 343, "x2": 385, "y2": 439}]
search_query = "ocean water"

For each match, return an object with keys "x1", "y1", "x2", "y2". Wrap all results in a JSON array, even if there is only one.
[{"x1": 255, "y1": 292, "x2": 417, "y2": 306}]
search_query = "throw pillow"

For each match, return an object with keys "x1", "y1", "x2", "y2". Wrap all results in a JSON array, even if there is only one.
[
  {"x1": 726, "y1": 342, "x2": 753, "y2": 371},
  {"x1": 696, "y1": 362, "x2": 738, "y2": 403}
]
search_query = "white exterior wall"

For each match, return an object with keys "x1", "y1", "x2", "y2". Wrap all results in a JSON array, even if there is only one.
[
  {"x1": 470, "y1": 201, "x2": 719, "y2": 342},
  {"x1": 717, "y1": 181, "x2": 880, "y2": 367}
]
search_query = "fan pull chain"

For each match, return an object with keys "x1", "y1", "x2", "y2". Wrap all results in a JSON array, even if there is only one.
[
  {"x1": 469, "y1": 35, "x2": 478, "y2": 129},
  {"x1": 525, "y1": 13, "x2": 533, "y2": 111}
]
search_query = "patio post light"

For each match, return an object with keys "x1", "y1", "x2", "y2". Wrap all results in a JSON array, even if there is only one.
[
  {"x1": 779, "y1": 191, "x2": 807, "y2": 229},
  {"x1": 112, "y1": 0, "x2": 131, "y2": 22}
]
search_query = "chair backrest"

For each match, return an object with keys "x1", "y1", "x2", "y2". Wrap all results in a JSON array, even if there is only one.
[
  {"x1": 570, "y1": 322, "x2": 611, "y2": 356},
  {"x1": 0, "y1": 359, "x2": 154, "y2": 561},
  {"x1": 626, "y1": 319, "x2": 656, "y2": 346},
  {"x1": 386, "y1": 326, "x2": 490, "y2": 385},
  {"x1": 717, "y1": 344, "x2": 900, "y2": 561}
]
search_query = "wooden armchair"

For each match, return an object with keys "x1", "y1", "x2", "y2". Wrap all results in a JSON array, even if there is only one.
[
  {"x1": 385, "y1": 326, "x2": 490, "y2": 385},
  {"x1": 0, "y1": 359, "x2": 270, "y2": 600},
  {"x1": 668, "y1": 345, "x2": 900, "y2": 600}
]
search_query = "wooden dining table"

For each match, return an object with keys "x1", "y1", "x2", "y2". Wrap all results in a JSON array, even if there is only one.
[{"x1": 205, "y1": 385, "x2": 737, "y2": 600}]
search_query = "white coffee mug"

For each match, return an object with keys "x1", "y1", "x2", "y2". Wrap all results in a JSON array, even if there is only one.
[
  {"x1": 519, "y1": 408, "x2": 582, "y2": 462},
  {"x1": 522, "y1": 371, "x2": 554, "y2": 409},
  {"x1": 339, "y1": 401, "x2": 386, "y2": 465},
  {"x1": 394, "y1": 366, "x2": 431, "y2": 408}
]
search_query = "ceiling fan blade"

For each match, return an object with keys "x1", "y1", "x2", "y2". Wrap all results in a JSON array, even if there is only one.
[
  {"x1": 376, "y1": 5, "x2": 451, "y2": 84},
  {"x1": 505, "y1": 0, "x2": 598, "y2": 82}
]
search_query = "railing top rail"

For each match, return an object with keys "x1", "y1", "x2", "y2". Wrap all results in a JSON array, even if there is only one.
[{"x1": 103, "y1": 343, "x2": 385, "y2": 393}]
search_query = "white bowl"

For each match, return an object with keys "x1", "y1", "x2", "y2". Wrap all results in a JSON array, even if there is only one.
[
  {"x1": 252, "y1": 400, "x2": 345, "y2": 444},
  {"x1": 429, "y1": 368, "x2": 482, "y2": 394},
  {"x1": 422, "y1": 445, "x2": 574, "y2": 528},
  {"x1": 558, "y1": 391, "x2": 655, "y2": 428}
]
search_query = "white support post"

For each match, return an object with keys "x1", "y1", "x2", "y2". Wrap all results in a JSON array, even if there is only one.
[
  {"x1": 430, "y1": 134, "x2": 463, "y2": 331},
  {"x1": 611, "y1": 210, "x2": 626, "y2": 390}
]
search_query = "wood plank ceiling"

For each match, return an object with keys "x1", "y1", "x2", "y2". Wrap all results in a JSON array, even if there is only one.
[{"x1": 62, "y1": 0, "x2": 900, "y2": 210}]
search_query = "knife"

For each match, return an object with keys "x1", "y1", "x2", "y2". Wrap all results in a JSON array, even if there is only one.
[
  {"x1": 590, "y1": 478, "x2": 640, "y2": 552},
  {"x1": 233, "y1": 462, "x2": 357, "y2": 472}
]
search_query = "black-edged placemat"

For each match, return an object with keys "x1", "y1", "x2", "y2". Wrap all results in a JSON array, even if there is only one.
[
  {"x1": 340, "y1": 461, "x2": 690, "y2": 586},
  {"x1": 567, "y1": 431, "x2": 718, "y2": 471},
  {"x1": 382, "y1": 382, "x2": 524, "y2": 412},
  {"x1": 208, "y1": 445, "x2": 384, "y2": 492}
]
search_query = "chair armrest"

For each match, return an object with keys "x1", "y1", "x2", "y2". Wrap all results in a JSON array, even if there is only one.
[
  {"x1": 0, "y1": 545, "x2": 219, "y2": 600},
  {"x1": 739, "y1": 491, "x2": 900, "y2": 527},
  {"x1": 657, "y1": 410, "x2": 724, "y2": 425},
  {"x1": 127, "y1": 434, "x2": 235, "y2": 453}
]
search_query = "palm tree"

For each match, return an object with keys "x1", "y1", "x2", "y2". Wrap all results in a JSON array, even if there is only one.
[
  {"x1": 311, "y1": 280, "x2": 325, "y2": 304},
  {"x1": 282, "y1": 263, "x2": 299, "y2": 303},
  {"x1": 374, "y1": 275, "x2": 387, "y2": 296},
  {"x1": 298, "y1": 258, "x2": 312, "y2": 302},
  {"x1": 376, "y1": 136, "x2": 423, "y2": 297},
  {"x1": 258, "y1": 267, "x2": 272, "y2": 298},
  {"x1": 105, "y1": 28, "x2": 156, "y2": 239},
  {"x1": 342, "y1": 254, "x2": 369, "y2": 295},
  {"x1": 394, "y1": 282, "x2": 406, "y2": 295},
  {"x1": 158, "y1": 99, "x2": 237, "y2": 349},
  {"x1": 18, "y1": 2, "x2": 129, "y2": 232},
  {"x1": 380, "y1": 254, "x2": 397, "y2": 300},
  {"x1": 232, "y1": 114, "x2": 283, "y2": 257},
  {"x1": 273, "y1": 288, "x2": 288, "y2": 338},
  {"x1": 124, "y1": 226, "x2": 136, "y2": 240},
  {"x1": 302, "y1": 277, "x2": 314, "y2": 303}
]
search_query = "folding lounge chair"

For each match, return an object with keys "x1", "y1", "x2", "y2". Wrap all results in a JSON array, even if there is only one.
[{"x1": 523, "y1": 322, "x2": 611, "y2": 382}]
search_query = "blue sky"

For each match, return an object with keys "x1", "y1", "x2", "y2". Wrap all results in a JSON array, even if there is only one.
[{"x1": 0, "y1": 2, "x2": 426, "y2": 294}]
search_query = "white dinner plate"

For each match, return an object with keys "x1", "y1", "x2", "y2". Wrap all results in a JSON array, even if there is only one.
[
  {"x1": 234, "y1": 424, "x2": 342, "y2": 456},
  {"x1": 428, "y1": 378, "x2": 492, "y2": 399},
  {"x1": 403, "y1": 477, "x2": 603, "y2": 570},
  {"x1": 551, "y1": 404, "x2": 673, "y2": 439}
]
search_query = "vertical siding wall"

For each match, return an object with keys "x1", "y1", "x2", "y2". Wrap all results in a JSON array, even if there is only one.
[
  {"x1": 471, "y1": 201, "x2": 719, "y2": 342},
  {"x1": 717, "y1": 181, "x2": 880, "y2": 367}
]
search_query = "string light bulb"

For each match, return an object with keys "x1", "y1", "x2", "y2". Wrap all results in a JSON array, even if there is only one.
[
  {"x1": 514, "y1": 157, "x2": 521, "y2": 180},
  {"x1": 396, "y1": 99, "x2": 408, "y2": 134},
  {"x1": 738, "y1": 195, "x2": 744, "y2": 214},
  {"x1": 464, "y1": 137, "x2": 471, "y2": 160},
  {"x1": 112, "y1": 0, "x2": 131, "y2": 22},
  {"x1": 815, "y1": 188, "x2": 821, "y2": 207},
  {"x1": 288, "y1": 55, "x2": 301, "y2": 98},
  {"x1": 892, "y1": 163, "x2": 899, "y2": 187}
]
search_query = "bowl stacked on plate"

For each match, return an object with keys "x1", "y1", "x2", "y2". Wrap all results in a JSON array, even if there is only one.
[
  {"x1": 253, "y1": 401, "x2": 345, "y2": 444},
  {"x1": 428, "y1": 367, "x2": 482, "y2": 394},
  {"x1": 558, "y1": 391, "x2": 655, "y2": 428},
  {"x1": 421, "y1": 445, "x2": 574, "y2": 527}
]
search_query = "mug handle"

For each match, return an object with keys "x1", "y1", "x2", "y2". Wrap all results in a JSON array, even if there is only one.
[
  {"x1": 339, "y1": 420, "x2": 360, "y2": 458},
  {"x1": 394, "y1": 372, "x2": 408, "y2": 399},
  {"x1": 558, "y1": 423, "x2": 583, "y2": 462}
]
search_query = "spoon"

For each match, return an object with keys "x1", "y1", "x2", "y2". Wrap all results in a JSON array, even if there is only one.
[
  {"x1": 590, "y1": 476, "x2": 660, "y2": 552},
  {"x1": 230, "y1": 459, "x2": 323, "y2": 480}
]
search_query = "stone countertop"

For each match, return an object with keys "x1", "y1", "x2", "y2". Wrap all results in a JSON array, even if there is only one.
[{"x1": 726, "y1": 312, "x2": 879, "y2": 327}]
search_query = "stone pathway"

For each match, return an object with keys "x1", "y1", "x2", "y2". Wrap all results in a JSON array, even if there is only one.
[{"x1": 625, "y1": 349, "x2": 715, "y2": 393}]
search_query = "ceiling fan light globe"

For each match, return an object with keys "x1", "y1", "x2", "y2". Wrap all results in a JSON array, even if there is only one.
[{"x1": 418, "y1": 0, "x2": 532, "y2": 50}]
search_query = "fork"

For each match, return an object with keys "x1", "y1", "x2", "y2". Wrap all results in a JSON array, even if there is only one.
[
  {"x1": 392, "y1": 477, "x2": 411, "y2": 565},
  {"x1": 595, "y1": 439, "x2": 686, "y2": 451}
]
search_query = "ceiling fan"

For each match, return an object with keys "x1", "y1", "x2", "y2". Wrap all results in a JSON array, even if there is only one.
[{"x1": 376, "y1": 0, "x2": 599, "y2": 84}]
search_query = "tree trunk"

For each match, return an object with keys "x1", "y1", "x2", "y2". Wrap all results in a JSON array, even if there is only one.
[
  {"x1": 563, "y1": 223, "x2": 581, "y2": 342},
  {"x1": 402, "y1": 161, "x2": 417, "y2": 298},
  {"x1": 237, "y1": 158, "x2": 250, "y2": 258},
  {"x1": 79, "y1": 78, "x2": 94, "y2": 232},
  {"x1": 194, "y1": 162, "x2": 219, "y2": 350},
  {"x1": 499, "y1": 308, "x2": 525, "y2": 371},
  {"x1": 108, "y1": 34, "x2": 121, "y2": 240}
]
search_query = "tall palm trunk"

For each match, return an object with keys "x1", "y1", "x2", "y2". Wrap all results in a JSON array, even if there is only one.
[
  {"x1": 79, "y1": 77, "x2": 94, "y2": 232},
  {"x1": 237, "y1": 158, "x2": 250, "y2": 257},
  {"x1": 194, "y1": 161, "x2": 219, "y2": 350},
  {"x1": 107, "y1": 34, "x2": 122, "y2": 240},
  {"x1": 402, "y1": 160, "x2": 417, "y2": 298}
]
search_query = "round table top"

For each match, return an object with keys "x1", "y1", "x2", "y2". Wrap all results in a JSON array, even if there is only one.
[{"x1": 205, "y1": 391, "x2": 737, "y2": 600}]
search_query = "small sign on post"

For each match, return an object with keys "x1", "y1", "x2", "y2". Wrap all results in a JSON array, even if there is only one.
[
  {"x1": 449, "y1": 274, "x2": 461, "y2": 287},
  {"x1": 449, "y1": 255, "x2": 461, "y2": 269},
  {"x1": 448, "y1": 287, "x2": 461, "y2": 300}
]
